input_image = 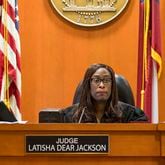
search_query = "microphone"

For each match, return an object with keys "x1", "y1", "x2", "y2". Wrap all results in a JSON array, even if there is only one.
[{"x1": 78, "y1": 107, "x2": 86, "y2": 123}]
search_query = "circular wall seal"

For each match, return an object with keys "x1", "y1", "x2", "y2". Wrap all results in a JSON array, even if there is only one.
[{"x1": 50, "y1": 0, "x2": 129, "y2": 27}]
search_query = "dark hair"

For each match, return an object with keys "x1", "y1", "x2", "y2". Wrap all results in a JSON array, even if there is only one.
[{"x1": 73, "y1": 63, "x2": 122, "y2": 123}]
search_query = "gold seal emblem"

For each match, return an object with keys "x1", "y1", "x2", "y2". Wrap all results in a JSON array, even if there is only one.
[{"x1": 50, "y1": 0, "x2": 129, "y2": 27}]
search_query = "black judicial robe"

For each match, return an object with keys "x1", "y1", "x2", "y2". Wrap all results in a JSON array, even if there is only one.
[{"x1": 61, "y1": 102, "x2": 148, "y2": 123}]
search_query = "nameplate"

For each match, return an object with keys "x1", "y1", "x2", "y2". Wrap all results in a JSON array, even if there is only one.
[{"x1": 25, "y1": 135, "x2": 109, "y2": 154}]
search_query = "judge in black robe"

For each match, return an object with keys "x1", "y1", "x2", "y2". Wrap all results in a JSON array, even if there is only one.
[{"x1": 62, "y1": 63, "x2": 148, "y2": 123}]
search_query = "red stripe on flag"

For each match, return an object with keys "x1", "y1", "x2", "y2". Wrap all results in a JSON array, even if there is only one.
[
  {"x1": 0, "y1": 50, "x2": 4, "y2": 93},
  {"x1": 151, "y1": 0, "x2": 162, "y2": 74},
  {"x1": 7, "y1": 1, "x2": 16, "y2": 23},
  {"x1": 9, "y1": 81, "x2": 20, "y2": 108}
]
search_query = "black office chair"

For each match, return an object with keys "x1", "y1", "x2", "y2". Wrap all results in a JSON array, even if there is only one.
[
  {"x1": 115, "y1": 74, "x2": 135, "y2": 106},
  {"x1": 72, "y1": 74, "x2": 135, "y2": 106}
]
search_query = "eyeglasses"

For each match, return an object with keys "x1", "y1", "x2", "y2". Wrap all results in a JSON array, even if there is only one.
[{"x1": 90, "y1": 77, "x2": 112, "y2": 86}]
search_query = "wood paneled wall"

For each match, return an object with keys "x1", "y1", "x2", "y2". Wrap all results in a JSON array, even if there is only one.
[{"x1": 19, "y1": 0, "x2": 165, "y2": 123}]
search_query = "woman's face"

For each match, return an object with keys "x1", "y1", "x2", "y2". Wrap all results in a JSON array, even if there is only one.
[{"x1": 90, "y1": 68, "x2": 112, "y2": 103}]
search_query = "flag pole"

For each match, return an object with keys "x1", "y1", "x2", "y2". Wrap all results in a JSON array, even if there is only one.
[{"x1": 3, "y1": 0, "x2": 10, "y2": 109}]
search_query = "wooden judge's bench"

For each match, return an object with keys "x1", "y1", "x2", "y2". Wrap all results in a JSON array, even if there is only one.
[{"x1": 0, "y1": 123, "x2": 165, "y2": 165}]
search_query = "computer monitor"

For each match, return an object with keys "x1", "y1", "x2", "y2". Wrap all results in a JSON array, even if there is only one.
[{"x1": 0, "y1": 101, "x2": 17, "y2": 122}]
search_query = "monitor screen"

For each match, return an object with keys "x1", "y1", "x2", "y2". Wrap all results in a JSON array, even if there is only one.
[{"x1": 39, "y1": 109, "x2": 64, "y2": 123}]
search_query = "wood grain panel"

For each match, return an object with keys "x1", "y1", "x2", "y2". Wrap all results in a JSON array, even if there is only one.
[
  {"x1": 0, "y1": 124, "x2": 163, "y2": 165},
  {"x1": 18, "y1": 0, "x2": 165, "y2": 123}
]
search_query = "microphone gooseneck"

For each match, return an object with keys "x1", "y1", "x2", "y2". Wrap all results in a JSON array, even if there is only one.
[{"x1": 78, "y1": 107, "x2": 86, "y2": 123}]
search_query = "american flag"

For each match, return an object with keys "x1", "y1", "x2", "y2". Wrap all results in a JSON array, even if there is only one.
[{"x1": 0, "y1": 0, "x2": 21, "y2": 121}]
